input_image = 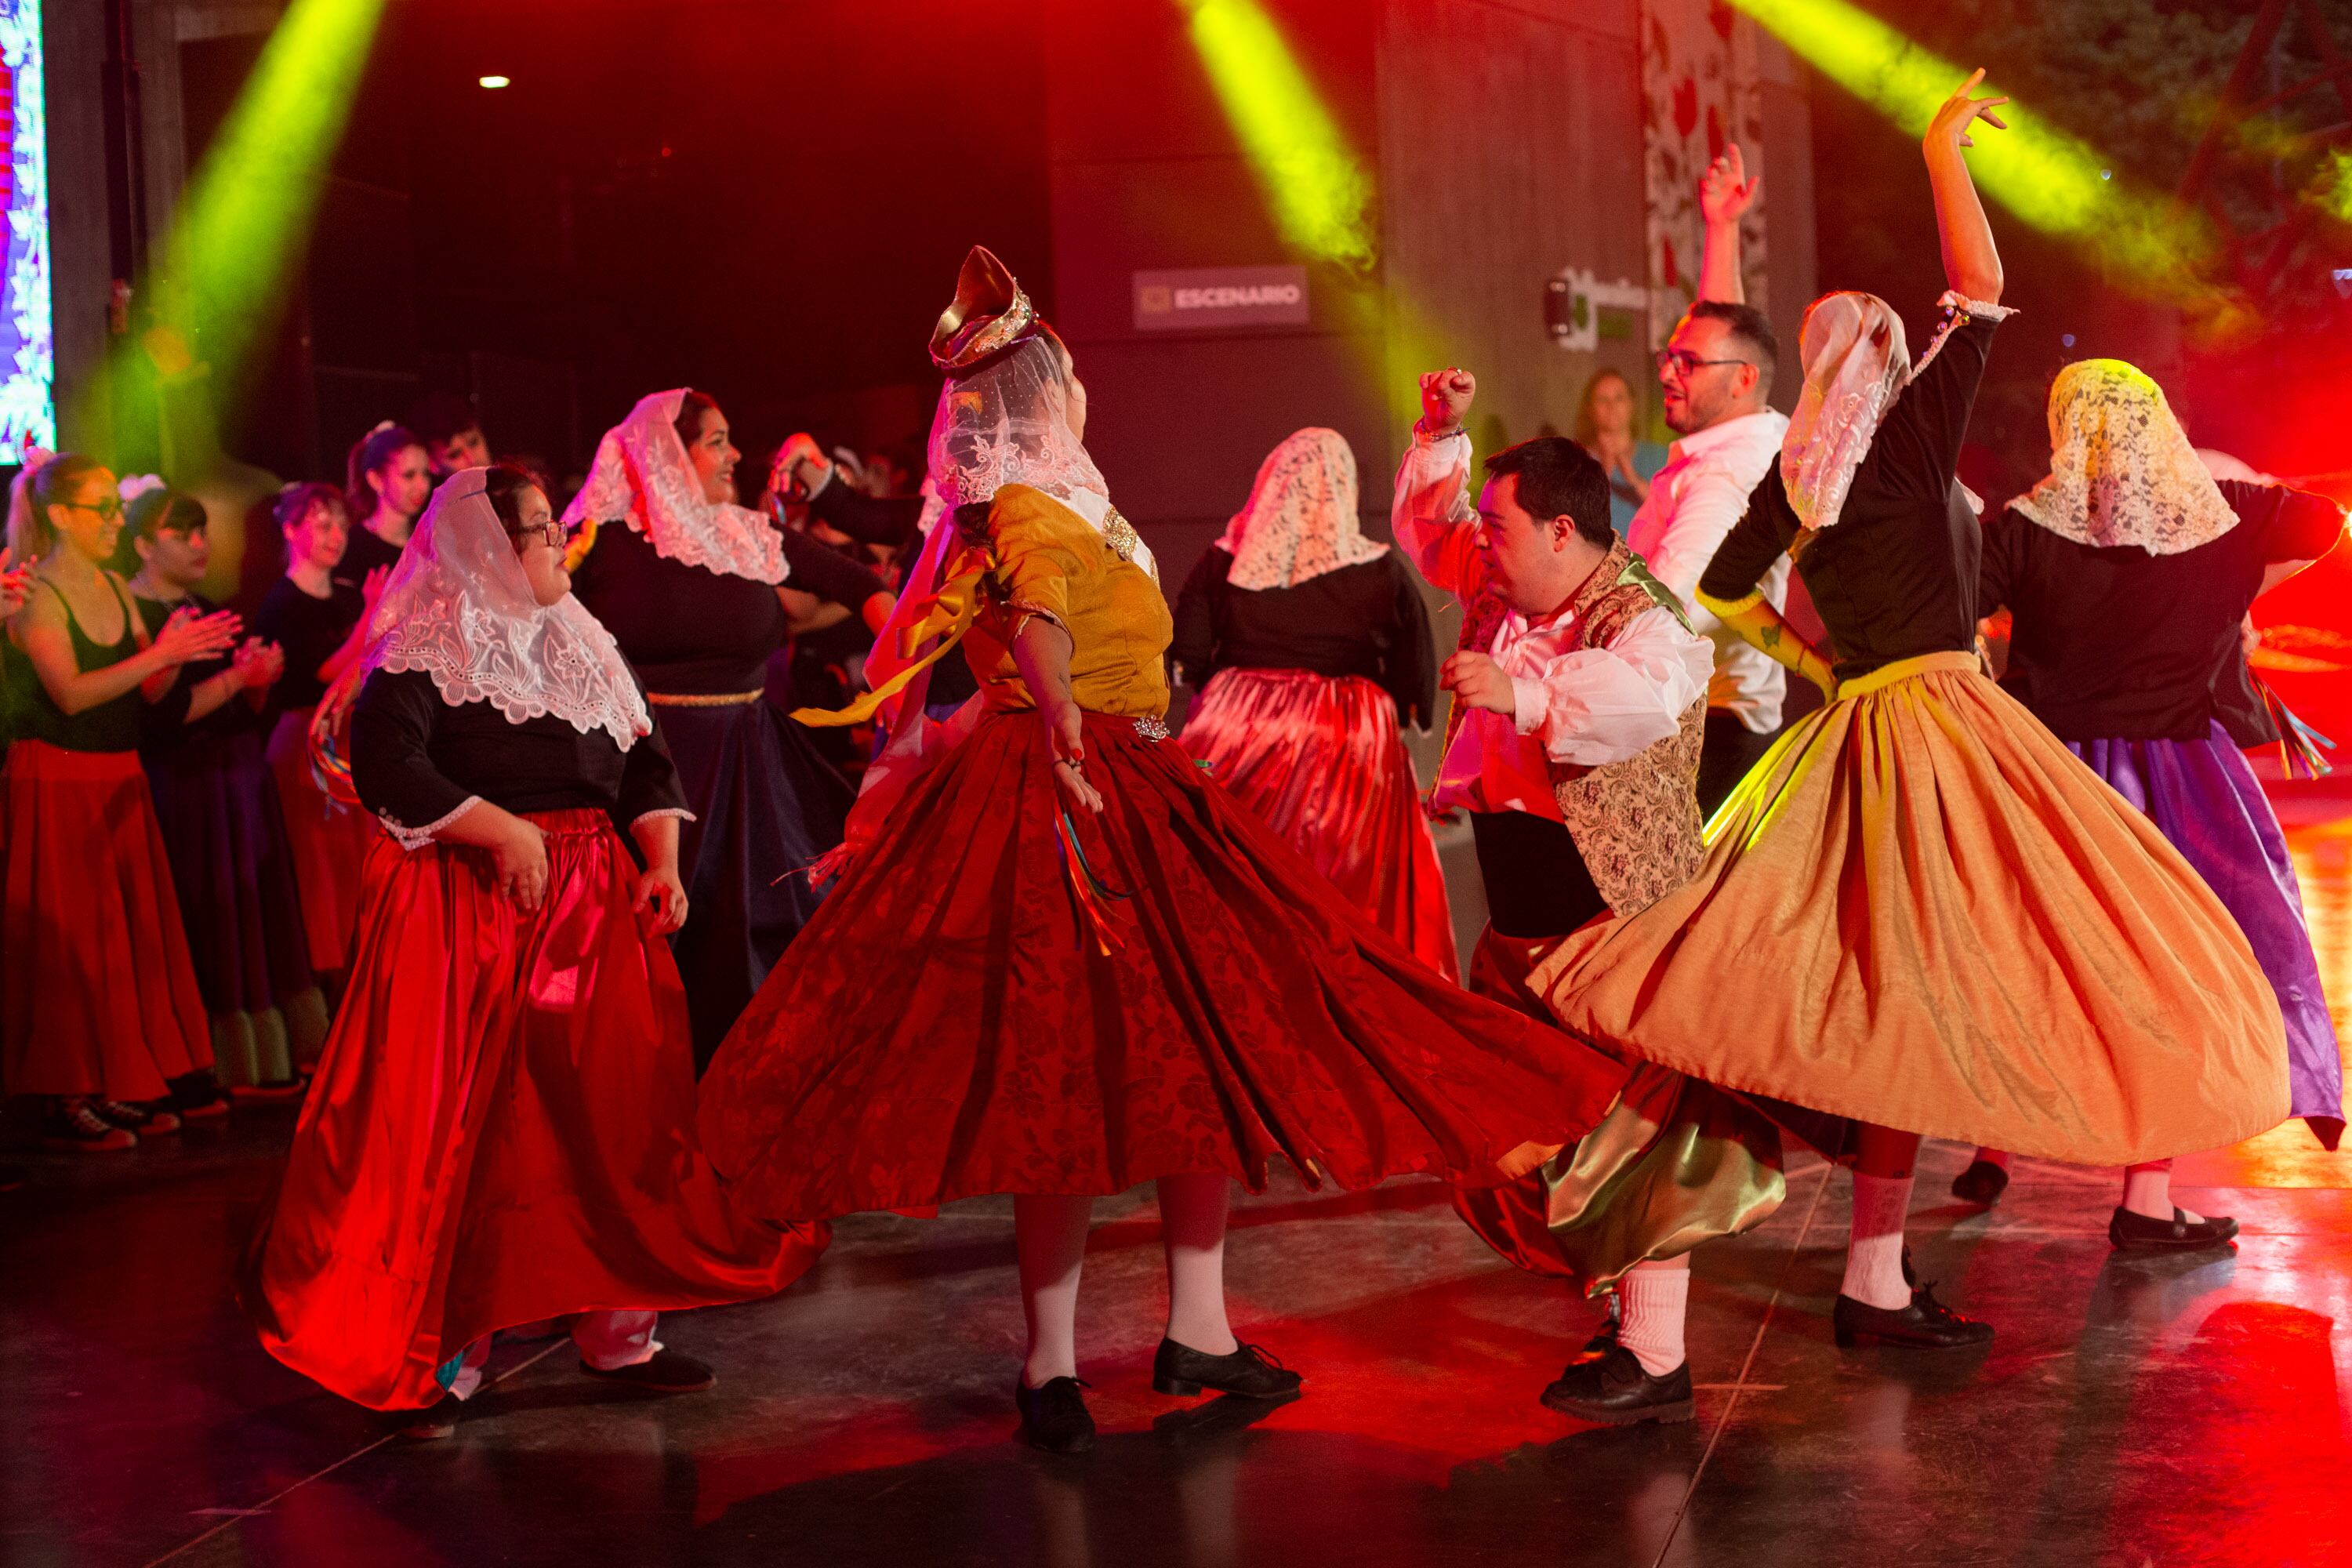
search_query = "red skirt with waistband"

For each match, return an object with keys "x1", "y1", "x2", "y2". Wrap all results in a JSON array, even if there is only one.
[
  {"x1": 699, "y1": 710, "x2": 1628, "y2": 1223},
  {"x1": 1179, "y1": 667, "x2": 1458, "y2": 982},
  {"x1": 267, "y1": 706, "x2": 379, "y2": 972},
  {"x1": 2, "y1": 740, "x2": 212, "y2": 1100},
  {"x1": 240, "y1": 810, "x2": 826, "y2": 1410}
]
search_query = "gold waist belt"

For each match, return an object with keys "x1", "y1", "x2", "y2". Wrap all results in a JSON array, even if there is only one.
[{"x1": 646, "y1": 688, "x2": 765, "y2": 708}]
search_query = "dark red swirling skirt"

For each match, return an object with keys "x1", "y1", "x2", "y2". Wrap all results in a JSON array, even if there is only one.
[
  {"x1": 1179, "y1": 667, "x2": 1458, "y2": 982},
  {"x1": 699, "y1": 711, "x2": 1628, "y2": 1222},
  {"x1": 241, "y1": 811, "x2": 826, "y2": 1410}
]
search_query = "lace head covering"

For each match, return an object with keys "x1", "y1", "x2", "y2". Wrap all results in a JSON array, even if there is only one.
[
  {"x1": 2011, "y1": 359, "x2": 2239, "y2": 555},
  {"x1": 1215, "y1": 427, "x2": 1385, "y2": 590},
  {"x1": 926, "y1": 333, "x2": 1112, "y2": 520},
  {"x1": 365, "y1": 467, "x2": 652, "y2": 751},
  {"x1": 561, "y1": 389, "x2": 786, "y2": 583},
  {"x1": 1780, "y1": 292, "x2": 1913, "y2": 532}
]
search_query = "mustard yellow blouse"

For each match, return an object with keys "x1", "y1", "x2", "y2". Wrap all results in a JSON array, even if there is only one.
[{"x1": 960, "y1": 485, "x2": 1172, "y2": 720}]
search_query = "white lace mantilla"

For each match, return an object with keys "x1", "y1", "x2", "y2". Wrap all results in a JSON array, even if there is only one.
[{"x1": 564, "y1": 389, "x2": 787, "y2": 584}]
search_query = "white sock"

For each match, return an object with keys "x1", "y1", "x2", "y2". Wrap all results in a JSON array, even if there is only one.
[
  {"x1": 1617, "y1": 1258, "x2": 1690, "y2": 1377},
  {"x1": 2122, "y1": 1161, "x2": 2200, "y2": 1223},
  {"x1": 1842, "y1": 1172, "x2": 1915, "y2": 1310}
]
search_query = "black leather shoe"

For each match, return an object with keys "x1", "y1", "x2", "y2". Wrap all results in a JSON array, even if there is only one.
[
  {"x1": 1833, "y1": 1283, "x2": 1994, "y2": 1348},
  {"x1": 2108, "y1": 1205, "x2": 2239, "y2": 1254},
  {"x1": 1540, "y1": 1345, "x2": 1694, "y2": 1425},
  {"x1": 1014, "y1": 1374, "x2": 1095, "y2": 1454},
  {"x1": 1152, "y1": 1338, "x2": 1302, "y2": 1399},
  {"x1": 579, "y1": 1349, "x2": 715, "y2": 1393},
  {"x1": 1951, "y1": 1160, "x2": 2011, "y2": 1206}
]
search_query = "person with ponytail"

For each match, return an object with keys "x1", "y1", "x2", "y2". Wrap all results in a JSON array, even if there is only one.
[
  {"x1": 341, "y1": 423, "x2": 433, "y2": 583},
  {"x1": 2, "y1": 455, "x2": 242, "y2": 1150},
  {"x1": 122, "y1": 480, "x2": 327, "y2": 1095}
]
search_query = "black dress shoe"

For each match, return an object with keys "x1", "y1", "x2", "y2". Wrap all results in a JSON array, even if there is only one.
[
  {"x1": 579, "y1": 1349, "x2": 715, "y2": 1393},
  {"x1": 2108, "y1": 1205, "x2": 2239, "y2": 1254},
  {"x1": 1540, "y1": 1345, "x2": 1694, "y2": 1425},
  {"x1": 1152, "y1": 1338, "x2": 1303, "y2": 1400},
  {"x1": 1014, "y1": 1374, "x2": 1096, "y2": 1454},
  {"x1": 1833, "y1": 1283, "x2": 1994, "y2": 1349},
  {"x1": 1951, "y1": 1160, "x2": 2011, "y2": 1206}
]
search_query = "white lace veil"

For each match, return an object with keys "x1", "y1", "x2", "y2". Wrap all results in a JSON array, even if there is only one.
[
  {"x1": 562, "y1": 389, "x2": 787, "y2": 583},
  {"x1": 2011, "y1": 359, "x2": 2240, "y2": 556},
  {"x1": 1216, "y1": 427, "x2": 1385, "y2": 590},
  {"x1": 365, "y1": 467, "x2": 652, "y2": 751},
  {"x1": 1780, "y1": 292, "x2": 1913, "y2": 532},
  {"x1": 927, "y1": 333, "x2": 1112, "y2": 522}
]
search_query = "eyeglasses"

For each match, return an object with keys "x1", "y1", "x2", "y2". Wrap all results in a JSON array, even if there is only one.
[
  {"x1": 59, "y1": 498, "x2": 125, "y2": 522},
  {"x1": 1653, "y1": 350, "x2": 1754, "y2": 379},
  {"x1": 517, "y1": 521, "x2": 567, "y2": 550}
]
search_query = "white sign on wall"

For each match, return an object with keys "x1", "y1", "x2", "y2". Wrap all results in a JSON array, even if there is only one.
[{"x1": 1134, "y1": 266, "x2": 1312, "y2": 332}]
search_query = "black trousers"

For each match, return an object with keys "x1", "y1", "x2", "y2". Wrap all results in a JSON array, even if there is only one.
[
  {"x1": 1696, "y1": 710, "x2": 1781, "y2": 817},
  {"x1": 1470, "y1": 811, "x2": 1607, "y2": 941}
]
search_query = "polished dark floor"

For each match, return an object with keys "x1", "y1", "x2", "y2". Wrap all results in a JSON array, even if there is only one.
[{"x1": 9, "y1": 773, "x2": 2352, "y2": 1568}]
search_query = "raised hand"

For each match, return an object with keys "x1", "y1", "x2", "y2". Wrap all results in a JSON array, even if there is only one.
[
  {"x1": 1927, "y1": 68, "x2": 2009, "y2": 151},
  {"x1": 0, "y1": 546, "x2": 31, "y2": 619},
  {"x1": 1419, "y1": 368, "x2": 1476, "y2": 435},
  {"x1": 1698, "y1": 143, "x2": 1762, "y2": 227},
  {"x1": 361, "y1": 564, "x2": 392, "y2": 611},
  {"x1": 154, "y1": 606, "x2": 241, "y2": 666}
]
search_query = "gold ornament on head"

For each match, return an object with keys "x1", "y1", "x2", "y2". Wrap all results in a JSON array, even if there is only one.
[{"x1": 930, "y1": 245, "x2": 1039, "y2": 372}]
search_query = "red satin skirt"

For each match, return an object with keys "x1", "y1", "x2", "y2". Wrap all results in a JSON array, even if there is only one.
[
  {"x1": 267, "y1": 706, "x2": 378, "y2": 972},
  {"x1": 241, "y1": 810, "x2": 826, "y2": 1411},
  {"x1": 699, "y1": 710, "x2": 1628, "y2": 1223},
  {"x1": 2, "y1": 741, "x2": 212, "y2": 1100},
  {"x1": 1179, "y1": 668, "x2": 1458, "y2": 982}
]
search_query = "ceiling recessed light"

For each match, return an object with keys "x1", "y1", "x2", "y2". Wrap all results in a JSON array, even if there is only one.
[{"x1": 478, "y1": 74, "x2": 510, "y2": 89}]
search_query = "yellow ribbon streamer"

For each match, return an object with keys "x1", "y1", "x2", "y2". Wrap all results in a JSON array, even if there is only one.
[{"x1": 789, "y1": 546, "x2": 993, "y2": 728}]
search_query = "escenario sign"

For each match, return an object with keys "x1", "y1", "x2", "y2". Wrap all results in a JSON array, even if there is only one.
[{"x1": 1132, "y1": 266, "x2": 1311, "y2": 332}]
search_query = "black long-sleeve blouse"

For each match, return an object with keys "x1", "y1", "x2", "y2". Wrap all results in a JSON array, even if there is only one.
[
  {"x1": 134, "y1": 591, "x2": 260, "y2": 747},
  {"x1": 349, "y1": 667, "x2": 688, "y2": 837},
  {"x1": 1700, "y1": 308, "x2": 2004, "y2": 682},
  {"x1": 806, "y1": 477, "x2": 924, "y2": 551},
  {"x1": 567, "y1": 521, "x2": 887, "y2": 695},
  {"x1": 1980, "y1": 478, "x2": 2344, "y2": 742},
  {"x1": 252, "y1": 576, "x2": 366, "y2": 711},
  {"x1": 1170, "y1": 547, "x2": 1439, "y2": 728}
]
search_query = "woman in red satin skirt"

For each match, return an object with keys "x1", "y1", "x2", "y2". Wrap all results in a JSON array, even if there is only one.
[
  {"x1": 1172, "y1": 428, "x2": 1457, "y2": 979},
  {"x1": 702, "y1": 468, "x2": 1628, "y2": 1451},
  {"x1": 240, "y1": 466, "x2": 823, "y2": 1433},
  {"x1": 3, "y1": 454, "x2": 243, "y2": 1151}
]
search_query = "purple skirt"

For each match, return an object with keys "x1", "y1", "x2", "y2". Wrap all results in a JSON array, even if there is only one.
[{"x1": 2071, "y1": 723, "x2": 2343, "y2": 1149}]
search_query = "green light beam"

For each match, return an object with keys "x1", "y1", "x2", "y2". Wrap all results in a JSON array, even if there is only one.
[{"x1": 1181, "y1": 0, "x2": 1377, "y2": 270}]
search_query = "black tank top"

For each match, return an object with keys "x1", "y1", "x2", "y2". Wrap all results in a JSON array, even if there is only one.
[{"x1": 19, "y1": 575, "x2": 147, "y2": 753}]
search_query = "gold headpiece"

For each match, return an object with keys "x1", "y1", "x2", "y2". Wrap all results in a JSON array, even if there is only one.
[{"x1": 929, "y1": 245, "x2": 1039, "y2": 372}]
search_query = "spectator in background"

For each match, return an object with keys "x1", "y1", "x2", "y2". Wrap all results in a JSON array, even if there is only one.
[
  {"x1": 408, "y1": 392, "x2": 492, "y2": 481},
  {"x1": 1573, "y1": 368, "x2": 1667, "y2": 538},
  {"x1": 342, "y1": 423, "x2": 433, "y2": 583}
]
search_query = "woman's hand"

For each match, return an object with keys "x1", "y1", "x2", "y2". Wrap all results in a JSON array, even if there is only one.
[
  {"x1": 0, "y1": 546, "x2": 31, "y2": 619},
  {"x1": 632, "y1": 864, "x2": 688, "y2": 936},
  {"x1": 361, "y1": 563, "x2": 392, "y2": 612},
  {"x1": 490, "y1": 815, "x2": 550, "y2": 911},
  {"x1": 1046, "y1": 701, "x2": 1104, "y2": 815},
  {"x1": 152, "y1": 605, "x2": 242, "y2": 668},
  {"x1": 1926, "y1": 68, "x2": 2008, "y2": 152},
  {"x1": 227, "y1": 636, "x2": 276, "y2": 691}
]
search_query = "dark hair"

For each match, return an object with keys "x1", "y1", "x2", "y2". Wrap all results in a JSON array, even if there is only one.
[
  {"x1": 13, "y1": 454, "x2": 112, "y2": 559},
  {"x1": 346, "y1": 423, "x2": 425, "y2": 517},
  {"x1": 1686, "y1": 300, "x2": 1779, "y2": 391},
  {"x1": 481, "y1": 461, "x2": 546, "y2": 539},
  {"x1": 125, "y1": 485, "x2": 209, "y2": 543},
  {"x1": 274, "y1": 481, "x2": 349, "y2": 535},
  {"x1": 1573, "y1": 367, "x2": 1636, "y2": 448},
  {"x1": 1482, "y1": 436, "x2": 1613, "y2": 548},
  {"x1": 673, "y1": 390, "x2": 720, "y2": 451},
  {"x1": 408, "y1": 391, "x2": 482, "y2": 449}
]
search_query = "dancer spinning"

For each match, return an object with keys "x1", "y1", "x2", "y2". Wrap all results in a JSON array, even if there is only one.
[
  {"x1": 124, "y1": 483, "x2": 326, "y2": 1094},
  {"x1": 564, "y1": 390, "x2": 891, "y2": 1064},
  {"x1": 1174, "y1": 426, "x2": 1454, "y2": 978},
  {"x1": 701, "y1": 256, "x2": 1630, "y2": 1457},
  {"x1": 241, "y1": 466, "x2": 824, "y2": 1436},
  {"x1": 1519, "y1": 74, "x2": 2290, "y2": 1417},
  {"x1": 3, "y1": 456, "x2": 241, "y2": 1149},
  {"x1": 1951, "y1": 360, "x2": 2346, "y2": 1236}
]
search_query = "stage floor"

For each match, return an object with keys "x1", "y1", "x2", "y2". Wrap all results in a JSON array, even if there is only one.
[{"x1": 9, "y1": 775, "x2": 2352, "y2": 1568}]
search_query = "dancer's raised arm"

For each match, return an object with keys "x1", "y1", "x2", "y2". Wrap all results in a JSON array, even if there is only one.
[{"x1": 1924, "y1": 70, "x2": 2007, "y2": 304}]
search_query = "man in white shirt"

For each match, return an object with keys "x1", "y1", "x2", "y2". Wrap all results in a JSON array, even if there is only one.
[{"x1": 1629, "y1": 144, "x2": 1793, "y2": 812}]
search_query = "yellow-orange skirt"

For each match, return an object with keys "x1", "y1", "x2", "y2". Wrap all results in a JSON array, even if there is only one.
[{"x1": 1528, "y1": 652, "x2": 2288, "y2": 1167}]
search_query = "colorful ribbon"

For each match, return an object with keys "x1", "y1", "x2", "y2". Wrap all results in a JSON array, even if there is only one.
[{"x1": 1054, "y1": 802, "x2": 1133, "y2": 956}]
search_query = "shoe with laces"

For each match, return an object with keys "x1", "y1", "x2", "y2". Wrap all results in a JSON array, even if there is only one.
[
  {"x1": 1014, "y1": 1374, "x2": 1096, "y2": 1454},
  {"x1": 1541, "y1": 1345, "x2": 1695, "y2": 1425},
  {"x1": 44, "y1": 1099, "x2": 136, "y2": 1152},
  {"x1": 1152, "y1": 1338, "x2": 1303, "y2": 1400},
  {"x1": 93, "y1": 1099, "x2": 180, "y2": 1135}
]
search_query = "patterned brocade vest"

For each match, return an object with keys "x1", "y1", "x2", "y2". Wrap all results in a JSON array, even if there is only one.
[{"x1": 1439, "y1": 539, "x2": 1706, "y2": 916}]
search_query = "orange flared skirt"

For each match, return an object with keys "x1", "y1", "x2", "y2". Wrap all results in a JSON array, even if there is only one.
[{"x1": 1528, "y1": 653, "x2": 2289, "y2": 1167}]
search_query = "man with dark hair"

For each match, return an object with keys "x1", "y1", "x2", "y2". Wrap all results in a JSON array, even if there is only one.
[
  {"x1": 408, "y1": 392, "x2": 491, "y2": 481},
  {"x1": 1630, "y1": 144, "x2": 1795, "y2": 814}
]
